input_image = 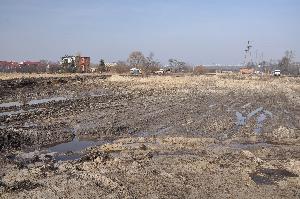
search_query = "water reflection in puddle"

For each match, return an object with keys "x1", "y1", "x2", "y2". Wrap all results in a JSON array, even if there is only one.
[
  {"x1": 254, "y1": 113, "x2": 267, "y2": 133},
  {"x1": 0, "y1": 102, "x2": 22, "y2": 108},
  {"x1": 0, "y1": 109, "x2": 42, "y2": 117},
  {"x1": 235, "y1": 107, "x2": 273, "y2": 133},
  {"x1": 1, "y1": 92, "x2": 107, "y2": 110},
  {"x1": 0, "y1": 97, "x2": 67, "y2": 109},
  {"x1": 48, "y1": 137, "x2": 105, "y2": 153},
  {"x1": 28, "y1": 97, "x2": 67, "y2": 105},
  {"x1": 236, "y1": 112, "x2": 246, "y2": 126},
  {"x1": 0, "y1": 110, "x2": 25, "y2": 117},
  {"x1": 47, "y1": 137, "x2": 110, "y2": 161}
]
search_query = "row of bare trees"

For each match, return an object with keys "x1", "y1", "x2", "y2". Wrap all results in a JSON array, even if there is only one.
[
  {"x1": 100, "y1": 51, "x2": 195, "y2": 74},
  {"x1": 111, "y1": 51, "x2": 161, "y2": 74},
  {"x1": 100, "y1": 50, "x2": 299, "y2": 75},
  {"x1": 249, "y1": 51, "x2": 299, "y2": 75}
]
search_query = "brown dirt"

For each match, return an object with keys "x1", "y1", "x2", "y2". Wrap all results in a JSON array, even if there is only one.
[{"x1": 0, "y1": 73, "x2": 299, "y2": 198}]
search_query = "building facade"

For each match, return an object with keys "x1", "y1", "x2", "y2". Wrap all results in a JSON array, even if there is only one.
[{"x1": 61, "y1": 55, "x2": 90, "y2": 72}]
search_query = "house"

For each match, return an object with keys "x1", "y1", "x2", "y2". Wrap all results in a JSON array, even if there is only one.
[
  {"x1": 61, "y1": 55, "x2": 90, "y2": 72},
  {"x1": 79, "y1": 57, "x2": 90, "y2": 72},
  {"x1": 19, "y1": 61, "x2": 47, "y2": 72},
  {"x1": 0, "y1": 61, "x2": 19, "y2": 72},
  {"x1": 0, "y1": 61, "x2": 47, "y2": 73}
]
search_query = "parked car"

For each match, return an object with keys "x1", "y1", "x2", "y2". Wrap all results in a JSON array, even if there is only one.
[
  {"x1": 130, "y1": 68, "x2": 142, "y2": 75},
  {"x1": 273, "y1": 70, "x2": 281, "y2": 76},
  {"x1": 154, "y1": 69, "x2": 165, "y2": 75}
]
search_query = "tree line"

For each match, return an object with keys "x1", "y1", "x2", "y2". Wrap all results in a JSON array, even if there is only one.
[{"x1": 98, "y1": 51, "x2": 196, "y2": 74}]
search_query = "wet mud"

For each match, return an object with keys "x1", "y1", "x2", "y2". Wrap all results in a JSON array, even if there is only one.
[{"x1": 0, "y1": 74, "x2": 299, "y2": 198}]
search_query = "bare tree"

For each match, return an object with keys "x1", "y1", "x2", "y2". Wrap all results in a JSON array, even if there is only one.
[
  {"x1": 127, "y1": 51, "x2": 146, "y2": 69},
  {"x1": 144, "y1": 52, "x2": 160, "y2": 73},
  {"x1": 168, "y1": 58, "x2": 190, "y2": 72},
  {"x1": 279, "y1": 50, "x2": 295, "y2": 74}
]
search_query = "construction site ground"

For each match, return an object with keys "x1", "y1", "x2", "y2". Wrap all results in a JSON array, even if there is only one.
[{"x1": 0, "y1": 73, "x2": 299, "y2": 198}]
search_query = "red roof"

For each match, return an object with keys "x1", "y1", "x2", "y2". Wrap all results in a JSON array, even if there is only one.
[
  {"x1": 22, "y1": 61, "x2": 41, "y2": 65},
  {"x1": 0, "y1": 61, "x2": 19, "y2": 67}
]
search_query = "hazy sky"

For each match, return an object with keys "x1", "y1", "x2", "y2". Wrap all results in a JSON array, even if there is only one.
[{"x1": 0, "y1": 0, "x2": 299, "y2": 64}]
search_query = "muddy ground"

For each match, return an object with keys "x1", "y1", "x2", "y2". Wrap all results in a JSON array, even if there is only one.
[{"x1": 0, "y1": 73, "x2": 299, "y2": 198}]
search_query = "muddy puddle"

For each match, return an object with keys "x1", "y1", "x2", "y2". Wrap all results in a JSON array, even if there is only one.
[
  {"x1": 0, "y1": 102, "x2": 22, "y2": 108},
  {"x1": 47, "y1": 137, "x2": 110, "y2": 161},
  {"x1": 254, "y1": 113, "x2": 267, "y2": 133},
  {"x1": 235, "y1": 107, "x2": 273, "y2": 133},
  {"x1": 0, "y1": 108, "x2": 43, "y2": 117},
  {"x1": 250, "y1": 168, "x2": 298, "y2": 185},
  {"x1": 15, "y1": 135, "x2": 111, "y2": 162},
  {"x1": 236, "y1": 112, "x2": 246, "y2": 126},
  {"x1": 0, "y1": 97, "x2": 68, "y2": 117},
  {"x1": 0, "y1": 91, "x2": 108, "y2": 110},
  {"x1": 27, "y1": 97, "x2": 67, "y2": 105},
  {"x1": 0, "y1": 110, "x2": 26, "y2": 117},
  {"x1": 48, "y1": 137, "x2": 104, "y2": 153},
  {"x1": 0, "y1": 97, "x2": 67, "y2": 109}
]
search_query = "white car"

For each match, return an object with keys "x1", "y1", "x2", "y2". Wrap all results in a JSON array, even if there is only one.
[
  {"x1": 273, "y1": 70, "x2": 281, "y2": 76},
  {"x1": 154, "y1": 69, "x2": 165, "y2": 75}
]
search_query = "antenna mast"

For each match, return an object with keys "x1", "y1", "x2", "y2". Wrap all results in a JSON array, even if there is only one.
[{"x1": 244, "y1": 41, "x2": 253, "y2": 66}]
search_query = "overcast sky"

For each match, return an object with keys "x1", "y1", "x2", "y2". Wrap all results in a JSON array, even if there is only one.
[{"x1": 0, "y1": 0, "x2": 299, "y2": 64}]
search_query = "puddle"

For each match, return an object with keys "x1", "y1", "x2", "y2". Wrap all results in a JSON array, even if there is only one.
[
  {"x1": 250, "y1": 168, "x2": 298, "y2": 185},
  {"x1": 235, "y1": 107, "x2": 273, "y2": 133},
  {"x1": 0, "y1": 97, "x2": 67, "y2": 109},
  {"x1": 48, "y1": 137, "x2": 105, "y2": 153},
  {"x1": 0, "y1": 110, "x2": 26, "y2": 117},
  {"x1": 236, "y1": 112, "x2": 246, "y2": 126},
  {"x1": 0, "y1": 108, "x2": 43, "y2": 117},
  {"x1": 254, "y1": 113, "x2": 267, "y2": 133},
  {"x1": 46, "y1": 136, "x2": 110, "y2": 161},
  {"x1": 28, "y1": 97, "x2": 67, "y2": 105},
  {"x1": 0, "y1": 101, "x2": 22, "y2": 108}
]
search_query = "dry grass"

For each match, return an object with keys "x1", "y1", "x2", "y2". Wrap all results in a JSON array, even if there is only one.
[
  {"x1": 1, "y1": 73, "x2": 299, "y2": 104},
  {"x1": 0, "y1": 73, "x2": 100, "y2": 80},
  {"x1": 107, "y1": 74, "x2": 300, "y2": 104}
]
